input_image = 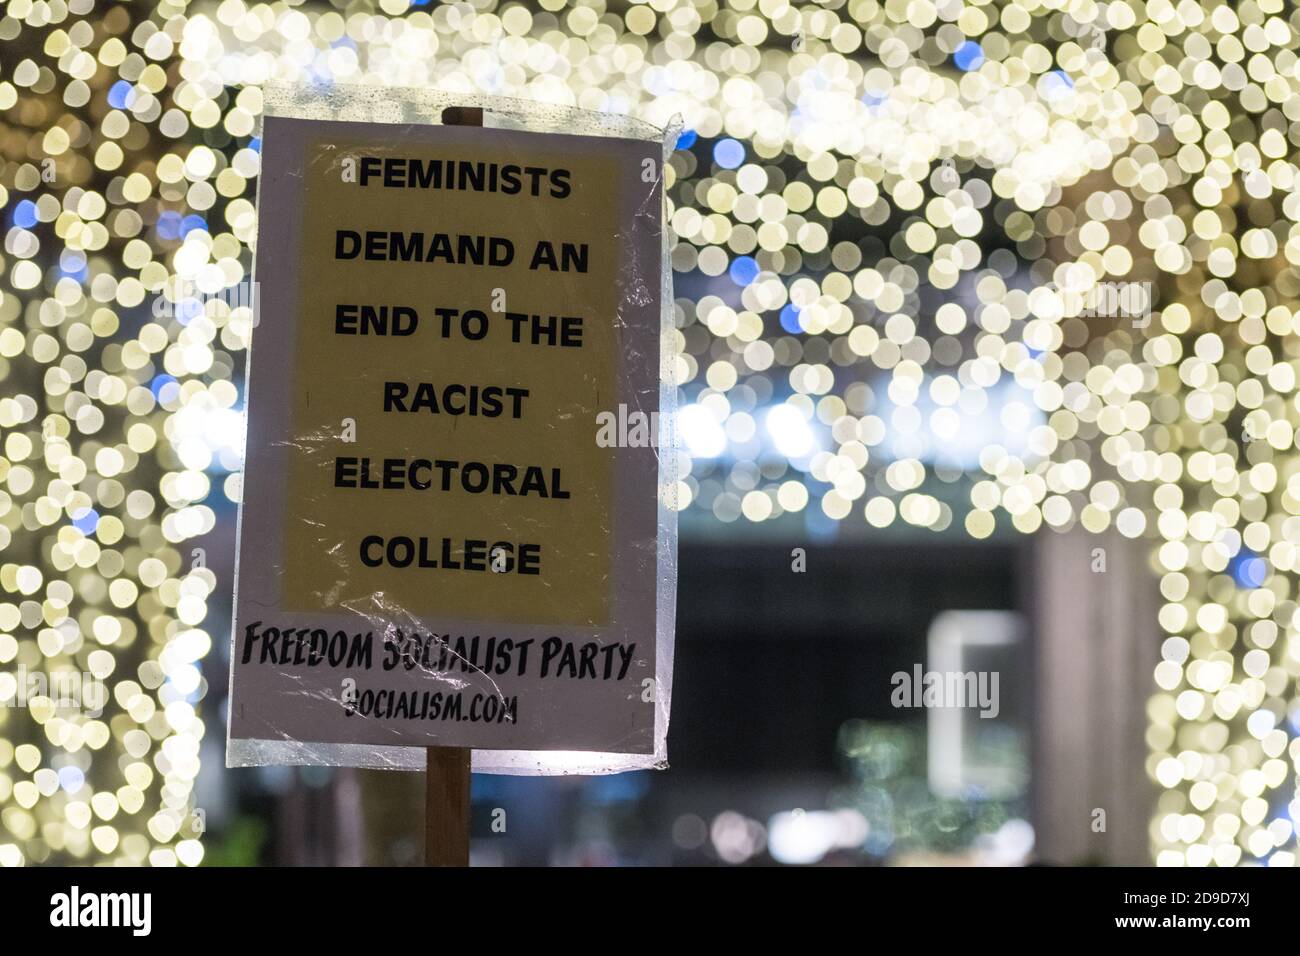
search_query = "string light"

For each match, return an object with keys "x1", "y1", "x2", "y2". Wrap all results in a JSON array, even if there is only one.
[{"x1": 0, "y1": 0, "x2": 1296, "y2": 867}]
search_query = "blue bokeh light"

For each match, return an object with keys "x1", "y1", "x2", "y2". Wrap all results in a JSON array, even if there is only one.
[
  {"x1": 14, "y1": 200, "x2": 38, "y2": 229},
  {"x1": 176, "y1": 297, "x2": 204, "y2": 326},
  {"x1": 107, "y1": 80, "x2": 135, "y2": 110},
  {"x1": 713, "y1": 137, "x2": 745, "y2": 169},
  {"x1": 60, "y1": 262, "x2": 88, "y2": 281},
  {"x1": 779, "y1": 303, "x2": 803, "y2": 334},
  {"x1": 151, "y1": 373, "x2": 179, "y2": 400},
  {"x1": 60, "y1": 252, "x2": 87, "y2": 278},
  {"x1": 1229, "y1": 549, "x2": 1268, "y2": 589},
  {"x1": 954, "y1": 41, "x2": 985, "y2": 71},
  {"x1": 72, "y1": 509, "x2": 99, "y2": 534},
  {"x1": 157, "y1": 210, "x2": 182, "y2": 240},
  {"x1": 58, "y1": 767, "x2": 86, "y2": 794},
  {"x1": 729, "y1": 255, "x2": 759, "y2": 286}
]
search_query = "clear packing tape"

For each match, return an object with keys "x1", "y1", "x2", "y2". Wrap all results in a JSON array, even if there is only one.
[{"x1": 225, "y1": 86, "x2": 679, "y2": 774}]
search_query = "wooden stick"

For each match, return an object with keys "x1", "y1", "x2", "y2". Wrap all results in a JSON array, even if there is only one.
[
  {"x1": 425, "y1": 746, "x2": 471, "y2": 866},
  {"x1": 441, "y1": 105, "x2": 484, "y2": 127},
  {"x1": 424, "y1": 103, "x2": 482, "y2": 868}
]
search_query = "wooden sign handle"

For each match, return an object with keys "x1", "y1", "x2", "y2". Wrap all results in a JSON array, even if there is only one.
[
  {"x1": 423, "y1": 104, "x2": 483, "y2": 868},
  {"x1": 425, "y1": 745, "x2": 470, "y2": 866}
]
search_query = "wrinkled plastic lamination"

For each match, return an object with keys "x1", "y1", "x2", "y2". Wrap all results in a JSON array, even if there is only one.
[{"x1": 225, "y1": 86, "x2": 679, "y2": 773}]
